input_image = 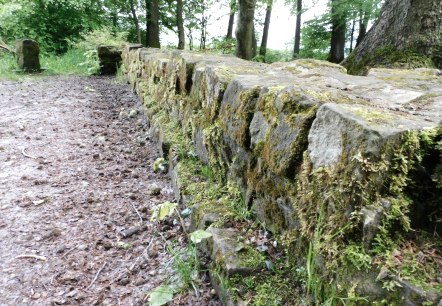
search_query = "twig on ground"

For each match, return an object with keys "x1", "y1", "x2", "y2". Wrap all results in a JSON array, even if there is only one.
[
  {"x1": 85, "y1": 262, "x2": 107, "y2": 291},
  {"x1": 21, "y1": 148, "x2": 37, "y2": 159},
  {"x1": 16, "y1": 254, "x2": 47, "y2": 261},
  {"x1": 61, "y1": 246, "x2": 77, "y2": 258},
  {"x1": 130, "y1": 202, "x2": 143, "y2": 224},
  {"x1": 174, "y1": 208, "x2": 188, "y2": 235}
]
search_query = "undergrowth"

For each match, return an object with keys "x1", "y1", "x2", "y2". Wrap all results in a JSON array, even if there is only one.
[{"x1": 0, "y1": 48, "x2": 91, "y2": 80}]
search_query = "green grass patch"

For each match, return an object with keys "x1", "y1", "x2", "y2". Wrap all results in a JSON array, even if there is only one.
[
  {"x1": 0, "y1": 48, "x2": 92, "y2": 81},
  {"x1": 41, "y1": 48, "x2": 91, "y2": 75},
  {"x1": 0, "y1": 51, "x2": 21, "y2": 80}
]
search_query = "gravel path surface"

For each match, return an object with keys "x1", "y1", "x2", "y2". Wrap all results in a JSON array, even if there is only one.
[{"x1": 0, "y1": 76, "x2": 218, "y2": 305}]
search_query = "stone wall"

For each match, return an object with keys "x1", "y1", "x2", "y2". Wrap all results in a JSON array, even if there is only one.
[{"x1": 121, "y1": 45, "x2": 442, "y2": 305}]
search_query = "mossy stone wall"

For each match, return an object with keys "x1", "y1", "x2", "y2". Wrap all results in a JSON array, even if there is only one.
[{"x1": 121, "y1": 45, "x2": 442, "y2": 305}]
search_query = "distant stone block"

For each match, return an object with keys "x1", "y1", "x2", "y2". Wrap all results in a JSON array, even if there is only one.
[
  {"x1": 15, "y1": 39, "x2": 41, "y2": 72},
  {"x1": 97, "y1": 46, "x2": 122, "y2": 75}
]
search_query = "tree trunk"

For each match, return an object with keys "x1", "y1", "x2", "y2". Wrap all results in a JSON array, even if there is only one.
[
  {"x1": 187, "y1": 30, "x2": 194, "y2": 50},
  {"x1": 252, "y1": 27, "x2": 257, "y2": 57},
  {"x1": 226, "y1": 0, "x2": 236, "y2": 39},
  {"x1": 345, "y1": 0, "x2": 442, "y2": 74},
  {"x1": 355, "y1": 6, "x2": 371, "y2": 47},
  {"x1": 146, "y1": 0, "x2": 160, "y2": 48},
  {"x1": 259, "y1": 1, "x2": 272, "y2": 57},
  {"x1": 235, "y1": 0, "x2": 256, "y2": 60},
  {"x1": 293, "y1": 0, "x2": 302, "y2": 58},
  {"x1": 129, "y1": 0, "x2": 142, "y2": 44},
  {"x1": 293, "y1": 0, "x2": 302, "y2": 57},
  {"x1": 328, "y1": 0, "x2": 346, "y2": 63},
  {"x1": 349, "y1": 18, "x2": 356, "y2": 53},
  {"x1": 356, "y1": 20, "x2": 367, "y2": 47},
  {"x1": 177, "y1": 0, "x2": 185, "y2": 49}
]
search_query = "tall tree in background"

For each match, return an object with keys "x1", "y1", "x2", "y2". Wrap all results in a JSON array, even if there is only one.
[
  {"x1": 259, "y1": 0, "x2": 273, "y2": 57},
  {"x1": 235, "y1": 0, "x2": 256, "y2": 60},
  {"x1": 146, "y1": 0, "x2": 160, "y2": 47},
  {"x1": 177, "y1": 0, "x2": 185, "y2": 49},
  {"x1": 293, "y1": 0, "x2": 302, "y2": 57},
  {"x1": 328, "y1": 0, "x2": 347, "y2": 63},
  {"x1": 345, "y1": 0, "x2": 442, "y2": 74},
  {"x1": 355, "y1": 0, "x2": 380, "y2": 47},
  {"x1": 226, "y1": 0, "x2": 236, "y2": 39},
  {"x1": 199, "y1": 2, "x2": 208, "y2": 49},
  {"x1": 129, "y1": 0, "x2": 142, "y2": 43}
]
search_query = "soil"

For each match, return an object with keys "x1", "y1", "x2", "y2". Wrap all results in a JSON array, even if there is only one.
[{"x1": 0, "y1": 76, "x2": 220, "y2": 305}]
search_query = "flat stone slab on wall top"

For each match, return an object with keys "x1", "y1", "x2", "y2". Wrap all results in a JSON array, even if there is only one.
[{"x1": 308, "y1": 103, "x2": 439, "y2": 169}]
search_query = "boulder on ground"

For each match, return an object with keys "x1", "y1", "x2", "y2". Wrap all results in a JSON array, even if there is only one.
[
  {"x1": 97, "y1": 45, "x2": 122, "y2": 75},
  {"x1": 15, "y1": 39, "x2": 40, "y2": 72}
]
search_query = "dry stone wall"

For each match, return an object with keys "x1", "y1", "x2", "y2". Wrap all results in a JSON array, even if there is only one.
[{"x1": 122, "y1": 44, "x2": 442, "y2": 305}]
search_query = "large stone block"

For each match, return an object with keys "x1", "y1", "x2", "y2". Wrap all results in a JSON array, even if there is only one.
[
  {"x1": 15, "y1": 39, "x2": 40, "y2": 71},
  {"x1": 97, "y1": 45, "x2": 122, "y2": 75}
]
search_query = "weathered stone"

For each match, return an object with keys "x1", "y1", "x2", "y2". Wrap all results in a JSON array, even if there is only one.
[
  {"x1": 97, "y1": 45, "x2": 122, "y2": 75},
  {"x1": 15, "y1": 39, "x2": 40, "y2": 71},
  {"x1": 249, "y1": 111, "x2": 269, "y2": 146},
  {"x1": 307, "y1": 103, "x2": 437, "y2": 170},
  {"x1": 207, "y1": 227, "x2": 264, "y2": 276},
  {"x1": 361, "y1": 203, "x2": 387, "y2": 250},
  {"x1": 395, "y1": 278, "x2": 442, "y2": 305},
  {"x1": 122, "y1": 46, "x2": 442, "y2": 304}
]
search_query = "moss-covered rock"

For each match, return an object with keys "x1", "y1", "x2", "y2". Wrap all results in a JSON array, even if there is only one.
[{"x1": 121, "y1": 46, "x2": 442, "y2": 305}]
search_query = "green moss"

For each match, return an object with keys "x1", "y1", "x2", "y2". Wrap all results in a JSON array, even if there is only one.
[
  {"x1": 236, "y1": 246, "x2": 266, "y2": 270},
  {"x1": 352, "y1": 108, "x2": 394, "y2": 125},
  {"x1": 346, "y1": 45, "x2": 435, "y2": 76},
  {"x1": 203, "y1": 121, "x2": 229, "y2": 182},
  {"x1": 289, "y1": 127, "x2": 442, "y2": 302},
  {"x1": 293, "y1": 58, "x2": 347, "y2": 73}
]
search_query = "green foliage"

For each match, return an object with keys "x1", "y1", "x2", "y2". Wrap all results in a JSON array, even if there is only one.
[
  {"x1": 148, "y1": 285, "x2": 174, "y2": 306},
  {"x1": 189, "y1": 229, "x2": 212, "y2": 244},
  {"x1": 78, "y1": 49, "x2": 100, "y2": 75},
  {"x1": 263, "y1": 49, "x2": 292, "y2": 63},
  {"x1": 0, "y1": 47, "x2": 91, "y2": 80},
  {"x1": 74, "y1": 27, "x2": 128, "y2": 50},
  {"x1": 0, "y1": 52, "x2": 20, "y2": 80},
  {"x1": 153, "y1": 157, "x2": 168, "y2": 173},
  {"x1": 343, "y1": 244, "x2": 372, "y2": 271},
  {"x1": 209, "y1": 36, "x2": 236, "y2": 54},
  {"x1": 42, "y1": 48, "x2": 92, "y2": 75},
  {"x1": 150, "y1": 201, "x2": 178, "y2": 221},
  {"x1": 346, "y1": 45, "x2": 436, "y2": 75},
  {"x1": 299, "y1": 16, "x2": 331, "y2": 60},
  {"x1": 0, "y1": 0, "x2": 104, "y2": 53}
]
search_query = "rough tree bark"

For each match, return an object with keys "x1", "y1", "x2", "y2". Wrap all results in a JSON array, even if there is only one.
[
  {"x1": 328, "y1": 0, "x2": 346, "y2": 63},
  {"x1": 345, "y1": 0, "x2": 442, "y2": 74},
  {"x1": 146, "y1": 0, "x2": 161, "y2": 48},
  {"x1": 177, "y1": 0, "x2": 185, "y2": 49},
  {"x1": 226, "y1": 0, "x2": 236, "y2": 39},
  {"x1": 259, "y1": 1, "x2": 272, "y2": 57},
  {"x1": 293, "y1": 0, "x2": 302, "y2": 57},
  {"x1": 129, "y1": 0, "x2": 142, "y2": 44},
  {"x1": 235, "y1": 0, "x2": 256, "y2": 60}
]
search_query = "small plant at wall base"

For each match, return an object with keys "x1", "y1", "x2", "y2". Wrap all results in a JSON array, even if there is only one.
[{"x1": 148, "y1": 202, "x2": 214, "y2": 306}]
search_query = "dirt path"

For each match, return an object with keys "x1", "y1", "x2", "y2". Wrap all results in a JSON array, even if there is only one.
[{"x1": 0, "y1": 76, "x2": 217, "y2": 305}]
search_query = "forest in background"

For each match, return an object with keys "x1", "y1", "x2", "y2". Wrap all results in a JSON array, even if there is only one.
[{"x1": 0, "y1": 0, "x2": 383, "y2": 63}]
